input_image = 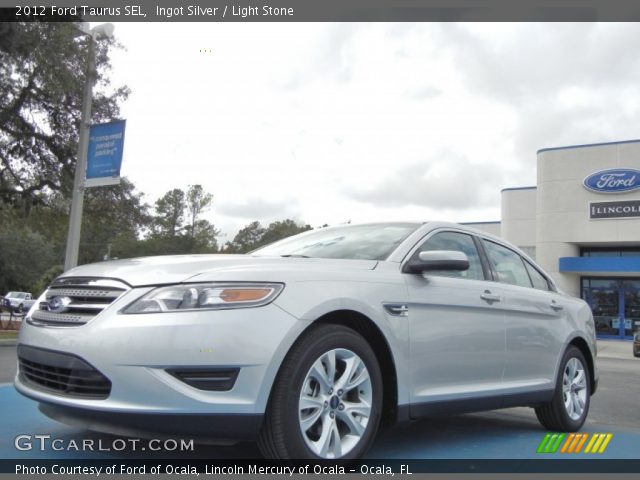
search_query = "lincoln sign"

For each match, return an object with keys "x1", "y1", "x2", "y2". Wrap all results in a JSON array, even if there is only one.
[
  {"x1": 590, "y1": 200, "x2": 640, "y2": 219},
  {"x1": 583, "y1": 168, "x2": 640, "y2": 194}
]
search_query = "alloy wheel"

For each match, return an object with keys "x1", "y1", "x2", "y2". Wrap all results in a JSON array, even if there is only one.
[
  {"x1": 298, "y1": 348, "x2": 372, "y2": 459},
  {"x1": 562, "y1": 357, "x2": 588, "y2": 420}
]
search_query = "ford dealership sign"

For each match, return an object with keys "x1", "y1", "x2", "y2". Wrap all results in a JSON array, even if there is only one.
[{"x1": 583, "y1": 168, "x2": 640, "y2": 194}]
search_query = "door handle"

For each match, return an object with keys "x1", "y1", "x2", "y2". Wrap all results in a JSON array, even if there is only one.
[
  {"x1": 480, "y1": 290, "x2": 501, "y2": 303},
  {"x1": 550, "y1": 301, "x2": 564, "y2": 311}
]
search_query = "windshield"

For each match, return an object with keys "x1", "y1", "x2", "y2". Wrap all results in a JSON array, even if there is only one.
[
  {"x1": 6, "y1": 292, "x2": 25, "y2": 299},
  {"x1": 252, "y1": 223, "x2": 420, "y2": 260}
]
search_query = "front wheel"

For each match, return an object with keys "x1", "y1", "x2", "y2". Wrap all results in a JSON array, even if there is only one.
[
  {"x1": 258, "y1": 324, "x2": 382, "y2": 460},
  {"x1": 535, "y1": 346, "x2": 590, "y2": 431}
]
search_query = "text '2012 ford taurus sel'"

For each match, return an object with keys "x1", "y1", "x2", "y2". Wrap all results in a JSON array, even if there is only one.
[{"x1": 15, "y1": 222, "x2": 598, "y2": 459}]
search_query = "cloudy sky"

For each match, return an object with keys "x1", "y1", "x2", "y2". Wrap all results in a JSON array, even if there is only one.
[{"x1": 106, "y1": 23, "x2": 640, "y2": 239}]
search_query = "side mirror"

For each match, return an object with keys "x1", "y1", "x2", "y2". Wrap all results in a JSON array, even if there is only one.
[{"x1": 403, "y1": 250, "x2": 470, "y2": 274}]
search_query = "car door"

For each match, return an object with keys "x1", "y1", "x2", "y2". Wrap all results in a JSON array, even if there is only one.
[
  {"x1": 481, "y1": 239, "x2": 566, "y2": 392},
  {"x1": 403, "y1": 230, "x2": 506, "y2": 415}
]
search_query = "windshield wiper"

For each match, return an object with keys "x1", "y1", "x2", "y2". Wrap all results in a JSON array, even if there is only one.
[{"x1": 280, "y1": 254, "x2": 311, "y2": 258}]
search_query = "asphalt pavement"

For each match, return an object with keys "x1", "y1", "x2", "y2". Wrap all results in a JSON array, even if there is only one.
[{"x1": 1, "y1": 340, "x2": 638, "y2": 460}]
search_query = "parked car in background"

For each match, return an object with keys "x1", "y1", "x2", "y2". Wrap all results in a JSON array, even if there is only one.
[
  {"x1": 634, "y1": 333, "x2": 640, "y2": 358},
  {"x1": 15, "y1": 222, "x2": 598, "y2": 460},
  {"x1": 1, "y1": 292, "x2": 34, "y2": 313}
]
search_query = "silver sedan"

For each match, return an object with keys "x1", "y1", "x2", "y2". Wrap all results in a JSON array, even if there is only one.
[{"x1": 15, "y1": 222, "x2": 597, "y2": 460}]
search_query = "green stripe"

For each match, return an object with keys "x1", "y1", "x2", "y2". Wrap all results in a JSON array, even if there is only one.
[
  {"x1": 537, "y1": 433, "x2": 553, "y2": 453},
  {"x1": 550, "y1": 433, "x2": 566, "y2": 453}
]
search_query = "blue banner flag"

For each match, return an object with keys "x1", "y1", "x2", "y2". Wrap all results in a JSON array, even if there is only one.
[{"x1": 86, "y1": 120, "x2": 126, "y2": 187}]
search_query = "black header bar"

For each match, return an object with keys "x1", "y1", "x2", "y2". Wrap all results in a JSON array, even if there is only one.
[
  {"x1": 3, "y1": 458, "x2": 640, "y2": 474},
  {"x1": 3, "y1": 0, "x2": 640, "y2": 22}
]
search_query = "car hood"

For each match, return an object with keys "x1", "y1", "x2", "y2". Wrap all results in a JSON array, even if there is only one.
[{"x1": 60, "y1": 254, "x2": 379, "y2": 287}]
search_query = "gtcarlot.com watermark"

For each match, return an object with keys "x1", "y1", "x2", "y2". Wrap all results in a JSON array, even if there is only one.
[{"x1": 14, "y1": 434, "x2": 195, "y2": 453}]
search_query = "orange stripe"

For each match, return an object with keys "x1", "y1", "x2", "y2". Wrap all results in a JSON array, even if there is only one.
[
  {"x1": 575, "y1": 433, "x2": 589, "y2": 453},
  {"x1": 567, "y1": 433, "x2": 581, "y2": 453},
  {"x1": 561, "y1": 433, "x2": 575, "y2": 453}
]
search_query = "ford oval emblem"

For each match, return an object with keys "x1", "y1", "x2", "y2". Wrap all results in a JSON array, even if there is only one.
[
  {"x1": 583, "y1": 168, "x2": 640, "y2": 194},
  {"x1": 47, "y1": 296, "x2": 72, "y2": 313}
]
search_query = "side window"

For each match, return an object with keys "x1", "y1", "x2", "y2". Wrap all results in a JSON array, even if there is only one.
[
  {"x1": 483, "y1": 240, "x2": 532, "y2": 288},
  {"x1": 416, "y1": 231, "x2": 484, "y2": 281},
  {"x1": 524, "y1": 260, "x2": 550, "y2": 291}
]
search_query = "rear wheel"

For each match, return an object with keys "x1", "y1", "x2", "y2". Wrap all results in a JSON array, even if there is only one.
[
  {"x1": 258, "y1": 324, "x2": 382, "y2": 459},
  {"x1": 535, "y1": 346, "x2": 590, "y2": 431}
]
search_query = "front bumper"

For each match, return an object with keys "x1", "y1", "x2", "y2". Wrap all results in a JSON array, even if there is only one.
[
  {"x1": 38, "y1": 402, "x2": 263, "y2": 442},
  {"x1": 15, "y1": 290, "x2": 306, "y2": 439}
]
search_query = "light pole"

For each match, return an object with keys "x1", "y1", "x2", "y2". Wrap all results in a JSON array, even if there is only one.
[{"x1": 63, "y1": 23, "x2": 115, "y2": 271}]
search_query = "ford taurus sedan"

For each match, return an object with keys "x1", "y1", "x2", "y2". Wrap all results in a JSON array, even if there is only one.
[{"x1": 15, "y1": 222, "x2": 597, "y2": 459}]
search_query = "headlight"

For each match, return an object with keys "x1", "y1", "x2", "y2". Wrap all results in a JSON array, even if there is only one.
[{"x1": 122, "y1": 283, "x2": 284, "y2": 314}]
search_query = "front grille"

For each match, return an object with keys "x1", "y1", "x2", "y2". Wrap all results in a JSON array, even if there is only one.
[
  {"x1": 28, "y1": 277, "x2": 129, "y2": 327},
  {"x1": 18, "y1": 345, "x2": 111, "y2": 399}
]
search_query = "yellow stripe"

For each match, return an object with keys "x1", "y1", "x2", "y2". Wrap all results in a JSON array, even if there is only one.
[
  {"x1": 584, "y1": 433, "x2": 598, "y2": 453},
  {"x1": 591, "y1": 434, "x2": 606, "y2": 453},
  {"x1": 598, "y1": 434, "x2": 613, "y2": 453},
  {"x1": 575, "y1": 433, "x2": 589, "y2": 453},
  {"x1": 561, "y1": 433, "x2": 575, "y2": 453}
]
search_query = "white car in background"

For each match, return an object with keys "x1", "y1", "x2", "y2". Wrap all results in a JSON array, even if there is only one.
[
  {"x1": 2, "y1": 291, "x2": 34, "y2": 313},
  {"x1": 15, "y1": 222, "x2": 597, "y2": 459}
]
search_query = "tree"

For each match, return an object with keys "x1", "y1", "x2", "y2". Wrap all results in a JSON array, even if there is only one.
[
  {"x1": 190, "y1": 219, "x2": 220, "y2": 252},
  {"x1": 0, "y1": 22, "x2": 131, "y2": 291},
  {"x1": 80, "y1": 178, "x2": 150, "y2": 263},
  {"x1": 144, "y1": 185, "x2": 219, "y2": 256},
  {"x1": 152, "y1": 188, "x2": 185, "y2": 237},
  {"x1": 226, "y1": 221, "x2": 265, "y2": 253},
  {"x1": 0, "y1": 224, "x2": 55, "y2": 294},
  {"x1": 0, "y1": 22, "x2": 129, "y2": 208},
  {"x1": 185, "y1": 184, "x2": 213, "y2": 239}
]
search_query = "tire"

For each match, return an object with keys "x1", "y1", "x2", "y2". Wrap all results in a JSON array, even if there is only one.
[
  {"x1": 258, "y1": 324, "x2": 383, "y2": 460},
  {"x1": 535, "y1": 346, "x2": 590, "y2": 431},
  {"x1": 16, "y1": 304, "x2": 24, "y2": 314}
]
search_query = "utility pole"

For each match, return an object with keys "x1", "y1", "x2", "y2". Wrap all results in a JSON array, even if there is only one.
[{"x1": 63, "y1": 23, "x2": 115, "y2": 271}]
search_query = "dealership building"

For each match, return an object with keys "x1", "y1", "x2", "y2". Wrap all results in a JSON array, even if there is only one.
[{"x1": 467, "y1": 139, "x2": 640, "y2": 340}]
